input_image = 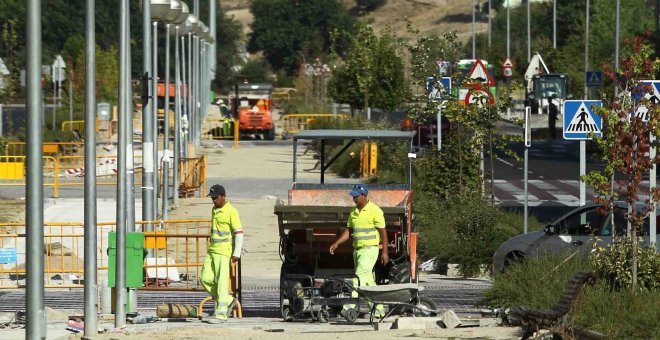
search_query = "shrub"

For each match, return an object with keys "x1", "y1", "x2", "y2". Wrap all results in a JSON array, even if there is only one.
[
  {"x1": 417, "y1": 197, "x2": 535, "y2": 277},
  {"x1": 483, "y1": 254, "x2": 593, "y2": 309},
  {"x1": 484, "y1": 254, "x2": 660, "y2": 338},
  {"x1": 590, "y1": 240, "x2": 660, "y2": 292}
]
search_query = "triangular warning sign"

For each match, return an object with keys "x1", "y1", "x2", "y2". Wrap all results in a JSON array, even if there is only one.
[
  {"x1": 566, "y1": 103, "x2": 600, "y2": 133},
  {"x1": 466, "y1": 59, "x2": 495, "y2": 86},
  {"x1": 503, "y1": 58, "x2": 513, "y2": 67}
]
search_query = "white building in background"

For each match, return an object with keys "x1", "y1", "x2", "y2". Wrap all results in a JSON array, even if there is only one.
[
  {"x1": 502, "y1": 0, "x2": 552, "y2": 8},
  {"x1": 0, "y1": 58, "x2": 10, "y2": 91}
]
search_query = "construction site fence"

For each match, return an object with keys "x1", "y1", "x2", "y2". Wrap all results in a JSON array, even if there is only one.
[
  {"x1": 4, "y1": 141, "x2": 86, "y2": 157},
  {"x1": 0, "y1": 155, "x2": 205, "y2": 198},
  {"x1": 281, "y1": 113, "x2": 346, "y2": 139},
  {"x1": 61, "y1": 120, "x2": 101, "y2": 133},
  {"x1": 0, "y1": 219, "x2": 219, "y2": 291}
]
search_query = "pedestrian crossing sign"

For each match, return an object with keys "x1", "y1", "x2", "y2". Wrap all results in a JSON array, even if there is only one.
[
  {"x1": 563, "y1": 100, "x2": 603, "y2": 140},
  {"x1": 632, "y1": 80, "x2": 660, "y2": 122}
]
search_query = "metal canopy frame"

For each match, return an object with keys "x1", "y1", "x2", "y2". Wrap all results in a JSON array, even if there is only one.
[{"x1": 291, "y1": 129, "x2": 416, "y2": 185}]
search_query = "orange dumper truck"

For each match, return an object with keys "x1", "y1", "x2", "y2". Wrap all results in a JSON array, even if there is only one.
[
  {"x1": 231, "y1": 83, "x2": 275, "y2": 140},
  {"x1": 274, "y1": 129, "x2": 420, "y2": 320}
]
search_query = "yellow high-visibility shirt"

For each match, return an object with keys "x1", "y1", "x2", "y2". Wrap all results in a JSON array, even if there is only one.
[
  {"x1": 209, "y1": 202, "x2": 242, "y2": 256},
  {"x1": 347, "y1": 201, "x2": 385, "y2": 248}
]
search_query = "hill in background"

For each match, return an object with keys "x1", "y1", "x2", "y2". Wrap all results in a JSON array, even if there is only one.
[{"x1": 224, "y1": 0, "x2": 488, "y2": 42}]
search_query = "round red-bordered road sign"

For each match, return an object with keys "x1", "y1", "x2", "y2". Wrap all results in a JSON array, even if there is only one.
[{"x1": 465, "y1": 85, "x2": 494, "y2": 107}]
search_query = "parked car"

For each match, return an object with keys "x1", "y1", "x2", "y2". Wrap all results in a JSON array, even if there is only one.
[{"x1": 492, "y1": 202, "x2": 660, "y2": 275}]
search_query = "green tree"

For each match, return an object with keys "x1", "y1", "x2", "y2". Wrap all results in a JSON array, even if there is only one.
[
  {"x1": 0, "y1": 19, "x2": 20, "y2": 102},
  {"x1": 583, "y1": 34, "x2": 660, "y2": 291},
  {"x1": 247, "y1": 0, "x2": 355, "y2": 73},
  {"x1": 328, "y1": 24, "x2": 408, "y2": 114}
]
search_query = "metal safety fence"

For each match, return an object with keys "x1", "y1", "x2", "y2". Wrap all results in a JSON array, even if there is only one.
[
  {"x1": 4, "y1": 141, "x2": 86, "y2": 157},
  {"x1": 61, "y1": 120, "x2": 100, "y2": 133},
  {"x1": 0, "y1": 154, "x2": 205, "y2": 198},
  {"x1": 281, "y1": 113, "x2": 346, "y2": 139},
  {"x1": 0, "y1": 219, "x2": 215, "y2": 291},
  {"x1": 0, "y1": 156, "x2": 60, "y2": 196}
]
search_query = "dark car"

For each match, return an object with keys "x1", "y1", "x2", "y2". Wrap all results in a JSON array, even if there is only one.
[{"x1": 492, "y1": 202, "x2": 660, "y2": 274}]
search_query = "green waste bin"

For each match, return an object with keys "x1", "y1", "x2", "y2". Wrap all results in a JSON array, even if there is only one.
[{"x1": 108, "y1": 232, "x2": 145, "y2": 288}]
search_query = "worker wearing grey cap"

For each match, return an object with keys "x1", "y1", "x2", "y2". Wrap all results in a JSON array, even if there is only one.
[{"x1": 200, "y1": 184, "x2": 244, "y2": 323}]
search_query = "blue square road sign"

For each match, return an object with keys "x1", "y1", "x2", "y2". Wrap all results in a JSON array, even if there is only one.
[
  {"x1": 563, "y1": 100, "x2": 603, "y2": 140},
  {"x1": 586, "y1": 71, "x2": 603, "y2": 87}
]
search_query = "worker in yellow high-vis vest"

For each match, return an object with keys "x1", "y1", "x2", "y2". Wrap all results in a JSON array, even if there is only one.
[
  {"x1": 329, "y1": 184, "x2": 388, "y2": 317},
  {"x1": 201, "y1": 184, "x2": 244, "y2": 323}
]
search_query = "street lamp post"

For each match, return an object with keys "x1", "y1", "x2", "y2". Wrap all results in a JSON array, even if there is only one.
[
  {"x1": 172, "y1": 2, "x2": 189, "y2": 207},
  {"x1": 161, "y1": 0, "x2": 183, "y2": 220},
  {"x1": 151, "y1": 0, "x2": 172, "y2": 225},
  {"x1": 83, "y1": 0, "x2": 97, "y2": 335}
]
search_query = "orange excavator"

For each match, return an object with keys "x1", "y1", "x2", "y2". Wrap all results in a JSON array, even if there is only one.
[{"x1": 230, "y1": 83, "x2": 275, "y2": 140}]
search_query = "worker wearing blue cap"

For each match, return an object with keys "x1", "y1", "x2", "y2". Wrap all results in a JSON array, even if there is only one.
[{"x1": 329, "y1": 184, "x2": 388, "y2": 317}]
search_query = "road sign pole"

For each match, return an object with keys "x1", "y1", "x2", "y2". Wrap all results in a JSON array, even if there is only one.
[
  {"x1": 506, "y1": 0, "x2": 510, "y2": 57},
  {"x1": 524, "y1": 107, "x2": 531, "y2": 233},
  {"x1": 52, "y1": 76, "x2": 56, "y2": 129},
  {"x1": 580, "y1": 140, "x2": 586, "y2": 205},
  {"x1": 472, "y1": 0, "x2": 476, "y2": 59},
  {"x1": 436, "y1": 105, "x2": 442, "y2": 152},
  {"x1": 553, "y1": 0, "x2": 556, "y2": 49},
  {"x1": 527, "y1": 0, "x2": 531, "y2": 62},
  {"x1": 651, "y1": 133, "x2": 657, "y2": 246}
]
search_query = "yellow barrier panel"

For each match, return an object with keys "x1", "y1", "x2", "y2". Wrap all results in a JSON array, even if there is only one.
[
  {"x1": 0, "y1": 157, "x2": 24, "y2": 179},
  {"x1": 0, "y1": 156, "x2": 59, "y2": 197},
  {"x1": 281, "y1": 113, "x2": 346, "y2": 139},
  {"x1": 360, "y1": 143, "x2": 378, "y2": 178},
  {"x1": 369, "y1": 143, "x2": 378, "y2": 177}
]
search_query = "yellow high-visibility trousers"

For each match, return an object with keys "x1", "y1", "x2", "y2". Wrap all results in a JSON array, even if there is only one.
[
  {"x1": 345, "y1": 246, "x2": 384, "y2": 316},
  {"x1": 200, "y1": 253, "x2": 232, "y2": 319}
]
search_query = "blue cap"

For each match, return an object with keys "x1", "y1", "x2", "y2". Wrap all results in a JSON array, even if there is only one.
[{"x1": 349, "y1": 184, "x2": 368, "y2": 197}]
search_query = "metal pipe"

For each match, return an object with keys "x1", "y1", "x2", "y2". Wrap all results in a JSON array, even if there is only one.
[
  {"x1": 125, "y1": 6, "x2": 137, "y2": 315},
  {"x1": 487, "y1": 0, "x2": 491, "y2": 47},
  {"x1": 26, "y1": 0, "x2": 45, "y2": 337},
  {"x1": 581, "y1": 0, "x2": 589, "y2": 208},
  {"x1": 115, "y1": 0, "x2": 130, "y2": 328},
  {"x1": 210, "y1": 0, "x2": 216, "y2": 80},
  {"x1": 472, "y1": 0, "x2": 476, "y2": 59},
  {"x1": 188, "y1": 33, "x2": 192, "y2": 153},
  {"x1": 181, "y1": 35, "x2": 189, "y2": 158},
  {"x1": 293, "y1": 139, "x2": 298, "y2": 182},
  {"x1": 507, "y1": 0, "x2": 510, "y2": 57},
  {"x1": 174, "y1": 25, "x2": 181, "y2": 206},
  {"x1": 69, "y1": 73, "x2": 73, "y2": 123},
  {"x1": 615, "y1": 0, "x2": 620, "y2": 89},
  {"x1": 152, "y1": 21, "x2": 159, "y2": 221},
  {"x1": 553, "y1": 0, "x2": 557, "y2": 49},
  {"x1": 83, "y1": 0, "x2": 98, "y2": 335},
  {"x1": 527, "y1": 0, "x2": 531, "y2": 62},
  {"x1": 163, "y1": 23, "x2": 171, "y2": 219},
  {"x1": 143, "y1": 0, "x2": 155, "y2": 235},
  {"x1": 53, "y1": 76, "x2": 57, "y2": 130}
]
